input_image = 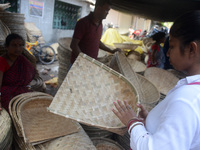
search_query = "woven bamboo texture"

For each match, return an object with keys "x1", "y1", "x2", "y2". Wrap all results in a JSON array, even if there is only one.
[
  {"x1": 91, "y1": 137, "x2": 124, "y2": 150},
  {"x1": 0, "y1": 19, "x2": 10, "y2": 43},
  {"x1": 127, "y1": 58, "x2": 146, "y2": 73},
  {"x1": 48, "y1": 53, "x2": 139, "y2": 135},
  {"x1": 144, "y1": 67, "x2": 179, "y2": 95},
  {"x1": 0, "y1": 11, "x2": 27, "y2": 41},
  {"x1": 0, "y1": 108, "x2": 13, "y2": 150},
  {"x1": 8, "y1": 92, "x2": 79, "y2": 145},
  {"x1": 57, "y1": 37, "x2": 72, "y2": 87},
  {"x1": 110, "y1": 52, "x2": 160, "y2": 111},
  {"x1": 127, "y1": 50, "x2": 141, "y2": 61}
]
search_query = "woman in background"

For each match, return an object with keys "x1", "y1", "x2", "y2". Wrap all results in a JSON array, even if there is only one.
[{"x1": 0, "y1": 33, "x2": 36, "y2": 112}]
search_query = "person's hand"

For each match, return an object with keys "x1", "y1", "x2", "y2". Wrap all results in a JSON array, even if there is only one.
[
  {"x1": 112, "y1": 100, "x2": 143, "y2": 126},
  {"x1": 112, "y1": 48, "x2": 122, "y2": 53},
  {"x1": 137, "y1": 103, "x2": 148, "y2": 121}
]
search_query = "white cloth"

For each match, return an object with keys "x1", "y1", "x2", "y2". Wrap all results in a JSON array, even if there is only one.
[{"x1": 130, "y1": 74, "x2": 200, "y2": 150}]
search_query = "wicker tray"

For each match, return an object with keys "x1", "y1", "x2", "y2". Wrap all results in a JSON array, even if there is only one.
[
  {"x1": 17, "y1": 96, "x2": 79, "y2": 144},
  {"x1": 91, "y1": 137, "x2": 124, "y2": 150},
  {"x1": 144, "y1": 67, "x2": 179, "y2": 95},
  {"x1": 110, "y1": 52, "x2": 160, "y2": 111},
  {"x1": 48, "y1": 53, "x2": 139, "y2": 135}
]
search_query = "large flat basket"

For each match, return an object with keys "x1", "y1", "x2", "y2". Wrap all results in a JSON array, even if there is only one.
[{"x1": 48, "y1": 53, "x2": 139, "y2": 135}]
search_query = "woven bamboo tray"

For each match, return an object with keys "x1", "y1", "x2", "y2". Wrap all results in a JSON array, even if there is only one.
[
  {"x1": 48, "y1": 53, "x2": 139, "y2": 135},
  {"x1": 115, "y1": 52, "x2": 160, "y2": 104},
  {"x1": 18, "y1": 96, "x2": 79, "y2": 144},
  {"x1": 0, "y1": 108, "x2": 13, "y2": 150},
  {"x1": 144, "y1": 67, "x2": 179, "y2": 95},
  {"x1": 127, "y1": 58, "x2": 146, "y2": 73},
  {"x1": 91, "y1": 137, "x2": 124, "y2": 150}
]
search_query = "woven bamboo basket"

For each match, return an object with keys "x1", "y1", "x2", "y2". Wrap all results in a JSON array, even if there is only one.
[
  {"x1": 57, "y1": 37, "x2": 72, "y2": 86},
  {"x1": 0, "y1": 12, "x2": 27, "y2": 41},
  {"x1": 91, "y1": 137, "x2": 124, "y2": 150},
  {"x1": 115, "y1": 52, "x2": 160, "y2": 104},
  {"x1": 114, "y1": 132, "x2": 130, "y2": 150},
  {"x1": 127, "y1": 50, "x2": 141, "y2": 61},
  {"x1": 0, "y1": 108, "x2": 13, "y2": 150},
  {"x1": 144, "y1": 67, "x2": 179, "y2": 95},
  {"x1": 9, "y1": 92, "x2": 52, "y2": 137},
  {"x1": 127, "y1": 58, "x2": 147, "y2": 74},
  {"x1": 18, "y1": 97, "x2": 79, "y2": 144},
  {"x1": 48, "y1": 53, "x2": 139, "y2": 135}
]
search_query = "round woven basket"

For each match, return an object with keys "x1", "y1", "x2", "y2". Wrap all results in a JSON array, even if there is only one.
[
  {"x1": 0, "y1": 12, "x2": 27, "y2": 41},
  {"x1": 91, "y1": 137, "x2": 124, "y2": 150},
  {"x1": 144, "y1": 67, "x2": 179, "y2": 95},
  {"x1": 127, "y1": 50, "x2": 141, "y2": 61},
  {"x1": 127, "y1": 58, "x2": 146, "y2": 74},
  {"x1": 0, "y1": 108, "x2": 13, "y2": 150},
  {"x1": 18, "y1": 96, "x2": 79, "y2": 144},
  {"x1": 111, "y1": 52, "x2": 160, "y2": 107}
]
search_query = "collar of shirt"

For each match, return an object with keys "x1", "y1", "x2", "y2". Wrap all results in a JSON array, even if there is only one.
[{"x1": 168, "y1": 74, "x2": 200, "y2": 94}]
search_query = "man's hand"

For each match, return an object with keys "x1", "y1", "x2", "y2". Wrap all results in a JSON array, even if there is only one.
[{"x1": 112, "y1": 48, "x2": 122, "y2": 53}]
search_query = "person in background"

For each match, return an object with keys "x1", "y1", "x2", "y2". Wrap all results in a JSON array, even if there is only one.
[
  {"x1": 147, "y1": 31, "x2": 166, "y2": 68},
  {"x1": 70, "y1": 0, "x2": 121, "y2": 64},
  {"x1": 0, "y1": 33, "x2": 36, "y2": 113},
  {"x1": 112, "y1": 10, "x2": 200, "y2": 150},
  {"x1": 163, "y1": 36, "x2": 174, "y2": 69}
]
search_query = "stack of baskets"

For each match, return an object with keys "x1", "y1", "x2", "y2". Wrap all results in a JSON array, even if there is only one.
[
  {"x1": 57, "y1": 37, "x2": 72, "y2": 87},
  {"x1": 0, "y1": 108, "x2": 13, "y2": 150},
  {"x1": 9, "y1": 92, "x2": 96, "y2": 149},
  {"x1": 24, "y1": 22, "x2": 45, "y2": 43},
  {"x1": 0, "y1": 11, "x2": 27, "y2": 41},
  {"x1": 0, "y1": 19, "x2": 10, "y2": 55},
  {"x1": 29, "y1": 76, "x2": 46, "y2": 92}
]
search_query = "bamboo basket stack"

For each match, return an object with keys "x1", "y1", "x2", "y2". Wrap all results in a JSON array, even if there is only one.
[
  {"x1": 0, "y1": 108, "x2": 13, "y2": 150},
  {"x1": 0, "y1": 19, "x2": 10, "y2": 55},
  {"x1": 9, "y1": 92, "x2": 97, "y2": 150},
  {"x1": 0, "y1": 11, "x2": 27, "y2": 41},
  {"x1": 57, "y1": 37, "x2": 72, "y2": 87}
]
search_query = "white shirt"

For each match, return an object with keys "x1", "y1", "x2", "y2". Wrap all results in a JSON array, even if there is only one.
[{"x1": 130, "y1": 75, "x2": 200, "y2": 150}]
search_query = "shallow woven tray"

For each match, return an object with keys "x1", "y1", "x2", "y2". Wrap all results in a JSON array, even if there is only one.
[
  {"x1": 9, "y1": 92, "x2": 53, "y2": 137},
  {"x1": 48, "y1": 53, "x2": 139, "y2": 135},
  {"x1": 144, "y1": 67, "x2": 179, "y2": 95},
  {"x1": 167, "y1": 69, "x2": 187, "y2": 79},
  {"x1": 115, "y1": 52, "x2": 160, "y2": 104},
  {"x1": 91, "y1": 137, "x2": 124, "y2": 150},
  {"x1": 18, "y1": 97, "x2": 79, "y2": 144}
]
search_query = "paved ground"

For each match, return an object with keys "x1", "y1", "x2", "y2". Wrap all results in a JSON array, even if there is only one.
[{"x1": 36, "y1": 59, "x2": 59, "y2": 96}]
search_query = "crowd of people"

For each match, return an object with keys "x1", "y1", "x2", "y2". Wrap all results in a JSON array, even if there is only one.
[{"x1": 1, "y1": 0, "x2": 200, "y2": 149}]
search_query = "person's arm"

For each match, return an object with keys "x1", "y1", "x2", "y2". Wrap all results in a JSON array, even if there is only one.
[
  {"x1": 99, "y1": 41, "x2": 121, "y2": 54},
  {"x1": 70, "y1": 38, "x2": 82, "y2": 59},
  {"x1": 0, "y1": 71, "x2": 3, "y2": 112},
  {"x1": 113, "y1": 99, "x2": 196, "y2": 150}
]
